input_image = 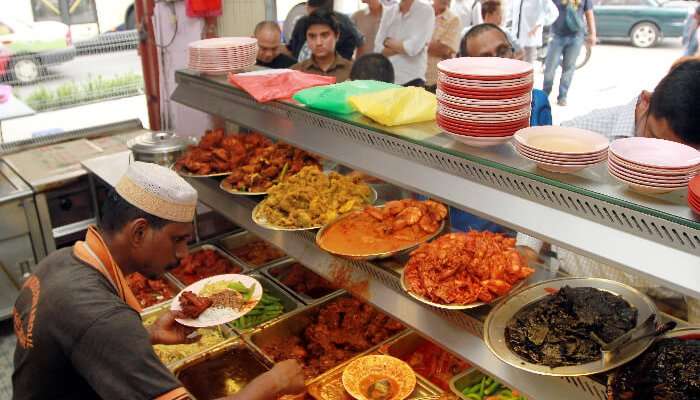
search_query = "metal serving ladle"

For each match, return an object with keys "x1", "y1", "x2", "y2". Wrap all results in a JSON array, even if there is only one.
[{"x1": 590, "y1": 315, "x2": 676, "y2": 365}]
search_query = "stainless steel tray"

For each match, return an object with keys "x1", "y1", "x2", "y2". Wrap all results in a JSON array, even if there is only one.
[
  {"x1": 260, "y1": 259, "x2": 341, "y2": 305},
  {"x1": 243, "y1": 292, "x2": 406, "y2": 383},
  {"x1": 306, "y1": 351, "x2": 443, "y2": 400},
  {"x1": 483, "y1": 277, "x2": 659, "y2": 377},
  {"x1": 174, "y1": 338, "x2": 271, "y2": 400},
  {"x1": 169, "y1": 243, "x2": 250, "y2": 287},
  {"x1": 216, "y1": 230, "x2": 289, "y2": 269},
  {"x1": 140, "y1": 301, "x2": 236, "y2": 370},
  {"x1": 138, "y1": 273, "x2": 185, "y2": 315},
  {"x1": 449, "y1": 368, "x2": 525, "y2": 400},
  {"x1": 228, "y1": 273, "x2": 304, "y2": 334}
]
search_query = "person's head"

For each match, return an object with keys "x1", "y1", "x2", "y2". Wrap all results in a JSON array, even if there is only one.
[
  {"x1": 481, "y1": 0, "x2": 503, "y2": 25},
  {"x1": 460, "y1": 23, "x2": 514, "y2": 58},
  {"x1": 305, "y1": 10, "x2": 340, "y2": 60},
  {"x1": 695, "y1": 5, "x2": 700, "y2": 21},
  {"x1": 100, "y1": 162, "x2": 197, "y2": 279},
  {"x1": 254, "y1": 21, "x2": 283, "y2": 64},
  {"x1": 350, "y1": 53, "x2": 395, "y2": 82},
  {"x1": 634, "y1": 59, "x2": 700, "y2": 148},
  {"x1": 433, "y1": 0, "x2": 451, "y2": 15},
  {"x1": 306, "y1": 0, "x2": 333, "y2": 14}
]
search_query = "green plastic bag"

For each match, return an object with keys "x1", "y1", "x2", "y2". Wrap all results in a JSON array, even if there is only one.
[
  {"x1": 293, "y1": 80, "x2": 399, "y2": 114},
  {"x1": 348, "y1": 87, "x2": 437, "y2": 126}
]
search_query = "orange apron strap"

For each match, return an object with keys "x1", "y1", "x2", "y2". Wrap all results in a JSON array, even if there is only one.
[{"x1": 154, "y1": 387, "x2": 192, "y2": 400}]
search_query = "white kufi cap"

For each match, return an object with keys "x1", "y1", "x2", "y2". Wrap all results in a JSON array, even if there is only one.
[{"x1": 115, "y1": 161, "x2": 198, "y2": 223}]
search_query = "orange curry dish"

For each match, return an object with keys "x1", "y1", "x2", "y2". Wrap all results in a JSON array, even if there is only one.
[
  {"x1": 317, "y1": 199, "x2": 448, "y2": 257},
  {"x1": 404, "y1": 231, "x2": 534, "y2": 305}
]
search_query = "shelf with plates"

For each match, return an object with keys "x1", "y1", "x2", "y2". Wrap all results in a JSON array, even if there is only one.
[
  {"x1": 185, "y1": 176, "x2": 610, "y2": 400},
  {"x1": 172, "y1": 69, "x2": 700, "y2": 300}
]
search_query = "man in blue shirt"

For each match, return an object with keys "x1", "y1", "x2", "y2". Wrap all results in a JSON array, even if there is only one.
[{"x1": 543, "y1": 0, "x2": 596, "y2": 106}]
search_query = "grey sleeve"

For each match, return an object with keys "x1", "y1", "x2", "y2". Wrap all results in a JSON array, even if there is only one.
[{"x1": 70, "y1": 308, "x2": 183, "y2": 400}]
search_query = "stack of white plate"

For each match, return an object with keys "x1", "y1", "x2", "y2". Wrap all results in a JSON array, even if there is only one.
[
  {"x1": 608, "y1": 137, "x2": 700, "y2": 194},
  {"x1": 513, "y1": 126, "x2": 609, "y2": 173},
  {"x1": 188, "y1": 37, "x2": 258, "y2": 75},
  {"x1": 436, "y1": 57, "x2": 533, "y2": 147}
]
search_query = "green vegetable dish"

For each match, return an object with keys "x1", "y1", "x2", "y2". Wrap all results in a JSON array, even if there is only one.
[
  {"x1": 230, "y1": 293, "x2": 284, "y2": 330},
  {"x1": 460, "y1": 375, "x2": 526, "y2": 400}
]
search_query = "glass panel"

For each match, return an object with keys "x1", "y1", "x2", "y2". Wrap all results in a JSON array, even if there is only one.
[
  {"x1": 177, "y1": 70, "x2": 700, "y2": 230},
  {"x1": 67, "y1": 0, "x2": 98, "y2": 25},
  {"x1": 31, "y1": 0, "x2": 65, "y2": 23}
]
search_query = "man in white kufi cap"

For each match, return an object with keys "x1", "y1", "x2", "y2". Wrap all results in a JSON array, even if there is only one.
[{"x1": 12, "y1": 162, "x2": 304, "y2": 400}]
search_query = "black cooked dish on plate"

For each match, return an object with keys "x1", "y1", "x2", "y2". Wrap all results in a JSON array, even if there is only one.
[
  {"x1": 610, "y1": 337, "x2": 700, "y2": 400},
  {"x1": 505, "y1": 286, "x2": 638, "y2": 367}
]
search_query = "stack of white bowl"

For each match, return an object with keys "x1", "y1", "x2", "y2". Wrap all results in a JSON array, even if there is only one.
[
  {"x1": 513, "y1": 126, "x2": 609, "y2": 173},
  {"x1": 608, "y1": 137, "x2": 700, "y2": 194},
  {"x1": 188, "y1": 37, "x2": 258, "y2": 75}
]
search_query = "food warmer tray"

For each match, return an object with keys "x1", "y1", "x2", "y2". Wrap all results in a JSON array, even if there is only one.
[
  {"x1": 242, "y1": 292, "x2": 407, "y2": 383},
  {"x1": 138, "y1": 273, "x2": 185, "y2": 315},
  {"x1": 216, "y1": 230, "x2": 289, "y2": 270},
  {"x1": 449, "y1": 368, "x2": 522, "y2": 400},
  {"x1": 173, "y1": 338, "x2": 271, "y2": 400},
  {"x1": 169, "y1": 243, "x2": 251, "y2": 287},
  {"x1": 260, "y1": 258, "x2": 342, "y2": 305},
  {"x1": 228, "y1": 273, "x2": 304, "y2": 334},
  {"x1": 306, "y1": 351, "x2": 443, "y2": 400},
  {"x1": 140, "y1": 301, "x2": 236, "y2": 371}
]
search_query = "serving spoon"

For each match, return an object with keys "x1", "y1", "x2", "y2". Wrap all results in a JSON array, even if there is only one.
[{"x1": 590, "y1": 316, "x2": 676, "y2": 364}]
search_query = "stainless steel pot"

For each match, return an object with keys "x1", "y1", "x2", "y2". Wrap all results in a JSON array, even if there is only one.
[{"x1": 127, "y1": 131, "x2": 193, "y2": 167}]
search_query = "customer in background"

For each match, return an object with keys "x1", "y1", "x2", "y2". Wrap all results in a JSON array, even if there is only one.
[
  {"x1": 451, "y1": 0, "x2": 483, "y2": 32},
  {"x1": 292, "y1": 10, "x2": 354, "y2": 83},
  {"x1": 461, "y1": 2, "x2": 523, "y2": 59},
  {"x1": 543, "y1": 0, "x2": 596, "y2": 107},
  {"x1": 350, "y1": 53, "x2": 396, "y2": 82},
  {"x1": 374, "y1": 0, "x2": 436, "y2": 86},
  {"x1": 352, "y1": 0, "x2": 384, "y2": 57},
  {"x1": 518, "y1": 58, "x2": 700, "y2": 323},
  {"x1": 682, "y1": 2, "x2": 700, "y2": 56},
  {"x1": 426, "y1": 0, "x2": 461, "y2": 88},
  {"x1": 510, "y1": 0, "x2": 559, "y2": 63},
  {"x1": 287, "y1": 0, "x2": 364, "y2": 62},
  {"x1": 254, "y1": 21, "x2": 297, "y2": 69}
]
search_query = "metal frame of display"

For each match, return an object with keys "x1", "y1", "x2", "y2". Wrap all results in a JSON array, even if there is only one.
[{"x1": 172, "y1": 71, "x2": 700, "y2": 299}]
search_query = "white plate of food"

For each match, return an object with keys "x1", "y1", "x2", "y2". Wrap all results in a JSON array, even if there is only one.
[{"x1": 171, "y1": 274, "x2": 262, "y2": 328}]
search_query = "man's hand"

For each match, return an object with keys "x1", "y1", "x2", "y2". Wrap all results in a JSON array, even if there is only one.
[
  {"x1": 382, "y1": 47, "x2": 400, "y2": 57},
  {"x1": 148, "y1": 311, "x2": 198, "y2": 345},
  {"x1": 268, "y1": 360, "x2": 305, "y2": 396},
  {"x1": 528, "y1": 25, "x2": 541, "y2": 37},
  {"x1": 383, "y1": 37, "x2": 404, "y2": 52},
  {"x1": 585, "y1": 33, "x2": 597, "y2": 47}
]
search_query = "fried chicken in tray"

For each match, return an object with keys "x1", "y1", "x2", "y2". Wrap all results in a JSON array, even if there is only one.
[
  {"x1": 261, "y1": 297, "x2": 404, "y2": 379},
  {"x1": 175, "y1": 130, "x2": 272, "y2": 175},
  {"x1": 404, "y1": 231, "x2": 534, "y2": 305},
  {"x1": 223, "y1": 143, "x2": 320, "y2": 193}
]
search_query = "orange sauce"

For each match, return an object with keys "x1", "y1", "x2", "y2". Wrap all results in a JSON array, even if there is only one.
[
  {"x1": 359, "y1": 375, "x2": 400, "y2": 400},
  {"x1": 319, "y1": 211, "x2": 433, "y2": 256}
]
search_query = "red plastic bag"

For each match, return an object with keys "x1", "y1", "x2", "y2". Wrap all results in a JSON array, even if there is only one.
[{"x1": 228, "y1": 70, "x2": 336, "y2": 103}]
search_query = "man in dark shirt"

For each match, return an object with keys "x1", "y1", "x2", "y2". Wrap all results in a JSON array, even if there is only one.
[
  {"x1": 287, "y1": 0, "x2": 364, "y2": 61},
  {"x1": 543, "y1": 0, "x2": 597, "y2": 106},
  {"x1": 12, "y1": 162, "x2": 304, "y2": 400},
  {"x1": 292, "y1": 10, "x2": 353, "y2": 82},
  {"x1": 255, "y1": 21, "x2": 297, "y2": 69}
]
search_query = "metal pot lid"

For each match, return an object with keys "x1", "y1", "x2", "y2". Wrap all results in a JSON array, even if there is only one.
[{"x1": 128, "y1": 131, "x2": 192, "y2": 154}]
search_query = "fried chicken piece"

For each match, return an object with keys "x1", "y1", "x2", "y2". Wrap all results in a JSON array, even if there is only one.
[{"x1": 178, "y1": 291, "x2": 212, "y2": 319}]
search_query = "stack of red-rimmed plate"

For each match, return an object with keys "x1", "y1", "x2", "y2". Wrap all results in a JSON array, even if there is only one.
[
  {"x1": 689, "y1": 175, "x2": 700, "y2": 215},
  {"x1": 188, "y1": 37, "x2": 258, "y2": 75},
  {"x1": 513, "y1": 126, "x2": 608, "y2": 173},
  {"x1": 436, "y1": 57, "x2": 533, "y2": 147},
  {"x1": 608, "y1": 137, "x2": 700, "y2": 195}
]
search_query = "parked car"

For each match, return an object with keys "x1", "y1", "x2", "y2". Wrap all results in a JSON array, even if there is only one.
[
  {"x1": 593, "y1": 0, "x2": 690, "y2": 47},
  {"x1": 0, "y1": 18, "x2": 77, "y2": 83}
]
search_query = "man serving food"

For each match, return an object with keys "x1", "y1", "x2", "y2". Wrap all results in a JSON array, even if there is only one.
[{"x1": 12, "y1": 162, "x2": 304, "y2": 400}]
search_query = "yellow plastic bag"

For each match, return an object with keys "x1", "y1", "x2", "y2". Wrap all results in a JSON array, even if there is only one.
[{"x1": 348, "y1": 87, "x2": 437, "y2": 126}]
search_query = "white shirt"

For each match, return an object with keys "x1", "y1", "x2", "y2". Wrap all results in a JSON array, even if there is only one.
[
  {"x1": 450, "y1": 0, "x2": 483, "y2": 32},
  {"x1": 516, "y1": 98, "x2": 700, "y2": 322},
  {"x1": 374, "y1": 0, "x2": 436, "y2": 84},
  {"x1": 510, "y1": 0, "x2": 558, "y2": 48}
]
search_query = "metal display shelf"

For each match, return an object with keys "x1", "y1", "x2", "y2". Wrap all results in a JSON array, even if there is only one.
[
  {"x1": 172, "y1": 70, "x2": 700, "y2": 299},
  {"x1": 187, "y1": 177, "x2": 608, "y2": 400}
]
